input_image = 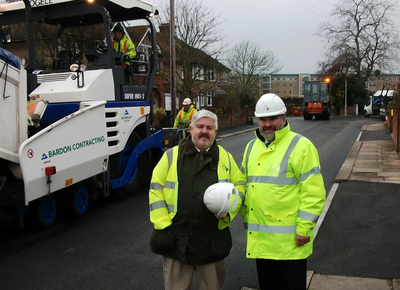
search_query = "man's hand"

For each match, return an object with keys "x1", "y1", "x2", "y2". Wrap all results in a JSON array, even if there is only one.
[
  {"x1": 215, "y1": 214, "x2": 227, "y2": 220},
  {"x1": 296, "y1": 234, "x2": 310, "y2": 247}
]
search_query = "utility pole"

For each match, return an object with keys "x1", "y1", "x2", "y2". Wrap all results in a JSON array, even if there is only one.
[
  {"x1": 345, "y1": 74, "x2": 348, "y2": 116},
  {"x1": 170, "y1": 0, "x2": 177, "y2": 124}
]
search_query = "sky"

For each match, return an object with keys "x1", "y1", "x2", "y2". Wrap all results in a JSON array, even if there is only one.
[{"x1": 149, "y1": 0, "x2": 400, "y2": 74}]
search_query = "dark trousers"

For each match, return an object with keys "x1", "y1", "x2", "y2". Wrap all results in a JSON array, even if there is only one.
[{"x1": 256, "y1": 258, "x2": 307, "y2": 290}]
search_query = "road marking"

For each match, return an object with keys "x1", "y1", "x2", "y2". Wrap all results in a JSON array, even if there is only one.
[
  {"x1": 314, "y1": 183, "x2": 339, "y2": 240},
  {"x1": 356, "y1": 131, "x2": 362, "y2": 142}
]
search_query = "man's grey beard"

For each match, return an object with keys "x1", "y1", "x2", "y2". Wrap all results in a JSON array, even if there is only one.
[{"x1": 260, "y1": 130, "x2": 275, "y2": 142}]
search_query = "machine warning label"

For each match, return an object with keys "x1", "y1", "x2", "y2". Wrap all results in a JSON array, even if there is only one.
[
  {"x1": 27, "y1": 149, "x2": 34, "y2": 158},
  {"x1": 45, "y1": 136, "x2": 105, "y2": 158}
]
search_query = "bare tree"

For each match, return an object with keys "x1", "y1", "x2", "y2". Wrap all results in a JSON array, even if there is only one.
[
  {"x1": 226, "y1": 40, "x2": 281, "y2": 106},
  {"x1": 317, "y1": 0, "x2": 400, "y2": 85},
  {"x1": 156, "y1": 0, "x2": 226, "y2": 100}
]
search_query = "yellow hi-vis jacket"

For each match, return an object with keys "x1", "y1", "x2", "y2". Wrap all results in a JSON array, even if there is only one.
[
  {"x1": 150, "y1": 145, "x2": 246, "y2": 230},
  {"x1": 112, "y1": 34, "x2": 136, "y2": 67},
  {"x1": 241, "y1": 123, "x2": 326, "y2": 260},
  {"x1": 173, "y1": 105, "x2": 197, "y2": 128}
]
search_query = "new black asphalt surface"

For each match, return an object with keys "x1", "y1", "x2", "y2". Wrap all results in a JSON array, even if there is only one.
[
  {"x1": 308, "y1": 123, "x2": 400, "y2": 288},
  {"x1": 309, "y1": 180, "x2": 400, "y2": 279}
]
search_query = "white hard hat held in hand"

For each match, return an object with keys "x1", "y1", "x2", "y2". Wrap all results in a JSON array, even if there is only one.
[{"x1": 203, "y1": 182, "x2": 239, "y2": 216}]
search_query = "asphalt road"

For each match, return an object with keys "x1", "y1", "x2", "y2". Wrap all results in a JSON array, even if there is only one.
[{"x1": 0, "y1": 115, "x2": 385, "y2": 290}]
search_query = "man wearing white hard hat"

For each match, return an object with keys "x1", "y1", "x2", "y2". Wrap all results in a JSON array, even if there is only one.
[
  {"x1": 173, "y1": 98, "x2": 197, "y2": 129},
  {"x1": 149, "y1": 109, "x2": 245, "y2": 290},
  {"x1": 240, "y1": 93, "x2": 326, "y2": 290}
]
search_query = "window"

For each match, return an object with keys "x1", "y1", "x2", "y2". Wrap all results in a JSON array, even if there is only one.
[
  {"x1": 207, "y1": 68, "x2": 216, "y2": 81},
  {"x1": 197, "y1": 94, "x2": 205, "y2": 107},
  {"x1": 207, "y1": 91, "x2": 214, "y2": 106},
  {"x1": 192, "y1": 65, "x2": 204, "y2": 80}
]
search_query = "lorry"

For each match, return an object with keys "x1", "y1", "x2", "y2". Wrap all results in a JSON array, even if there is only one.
[
  {"x1": 303, "y1": 78, "x2": 331, "y2": 120},
  {"x1": 364, "y1": 84, "x2": 396, "y2": 119},
  {"x1": 0, "y1": 0, "x2": 176, "y2": 229}
]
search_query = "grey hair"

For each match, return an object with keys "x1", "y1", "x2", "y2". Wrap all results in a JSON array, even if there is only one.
[{"x1": 190, "y1": 109, "x2": 218, "y2": 130}]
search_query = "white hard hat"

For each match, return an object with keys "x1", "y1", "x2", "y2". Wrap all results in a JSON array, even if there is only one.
[
  {"x1": 182, "y1": 98, "x2": 192, "y2": 105},
  {"x1": 203, "y1": 182, "x2": 239, "y2": 216},
  {"x1": 255, "y1": 93, "x2": 287, "y2": 118}
]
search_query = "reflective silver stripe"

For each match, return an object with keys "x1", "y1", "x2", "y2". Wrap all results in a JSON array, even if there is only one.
[
  {"x1": 244, "y1": 222, "x2": 297, "y2": 234},
  {"x1": 219, "y1": 179, "x2": 230, "y2": 183},
  {"x1": 238, "y1": 192, "x2": 245, "y2": 201},
  {"x1": 164, "y1": 181, "x2": 175, "y2": 189},
  {"x1": 167, "y1": 204, "x2": 174, "y2": 212},
  {"x1": 166, "y1": 148, "x2": 173, "y2": 171},
  {"x1": 247, "y1": 135, "x2": 302, "y2": 186},
  {"x1": 149, "y1": 201, "x2": 175, "y2": 213},
  {"x1": 247, "y1": 175, "x2": 298, "y2": 185},
  {"x1": 279, "y1": 135, "x2": 301, "y2": 176},
  {"x1": 298, "y1": 210, "x2": 319, "y2": 223},
  {"x1": 236, "y1": 181, "x2": 246, "y2": 187},
  {"x1": 150, "y1": 182, "x2": 163, "y2": 190},
  {"x1": 240, "y1": 166, "x2": 245, "y2": 174},
  {"x1": 300, "y1": 166, "x2": 321, "y2": 182},
  {"x1": 245, "y1": 139, "x2": 256, "y2": 175},
  {"x1": 149, "y1": 200, "x2": 167, "y2": 211}
]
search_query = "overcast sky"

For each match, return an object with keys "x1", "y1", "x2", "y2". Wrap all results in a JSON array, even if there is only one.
[{"x1": 149, "y1": 0, "x2": 400, "y2": 75}]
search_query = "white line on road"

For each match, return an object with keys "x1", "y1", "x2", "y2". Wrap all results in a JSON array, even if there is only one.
[
  {"x1": 314, "y1": 183, "x2": 339, "y2": 240},
  {"x1": 356, "y1": 131, "x2": 362, "y2": 142}
]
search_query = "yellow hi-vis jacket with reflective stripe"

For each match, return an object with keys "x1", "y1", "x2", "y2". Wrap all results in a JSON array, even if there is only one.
[
  {"x1": 173, "y1": 106, "x2": 197, "y2": 128},
  {"x1": 241, "y1": 123, "x2": 326, "y2": 260},
  {"x1": 150, "y1": 145, "x2": 246, "y2": 230}
]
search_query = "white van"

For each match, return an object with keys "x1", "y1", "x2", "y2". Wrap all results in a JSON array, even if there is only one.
[{"x1": 364, "y1": 90, "x2": 396, "y2": 117}]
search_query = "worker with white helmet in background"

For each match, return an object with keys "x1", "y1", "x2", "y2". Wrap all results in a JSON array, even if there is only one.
[
  {"x1": 240, "y1": 93, "x2": 326, "y2": 290},
  {"x1": 149, "y1": 109, "x2": 245, "y2": 290},
  {"x1": 173, "y1": 98, "x2": 197, "y2": 129}
]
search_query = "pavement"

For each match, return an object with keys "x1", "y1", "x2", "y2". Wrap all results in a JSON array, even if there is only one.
[{"x1": 220, "y1": 122, "x2": 400, "y2": 290}]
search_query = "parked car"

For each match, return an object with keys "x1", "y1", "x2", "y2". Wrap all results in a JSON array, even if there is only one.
[{"x1": 364, "y1": 90, "x2": 396, "y2": 117}]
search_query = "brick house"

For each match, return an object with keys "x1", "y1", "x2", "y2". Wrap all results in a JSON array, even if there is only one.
[{"x1": 155, "y1": 24, "x2": 230, "y2": 112}]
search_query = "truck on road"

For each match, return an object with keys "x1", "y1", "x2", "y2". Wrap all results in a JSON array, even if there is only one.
[
  {"x1": 303, "y1": 79, "x2": 331, "y2": 120},
  {"x1": 0, "y1": 0, "x2": 174, "y2": 229}
]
